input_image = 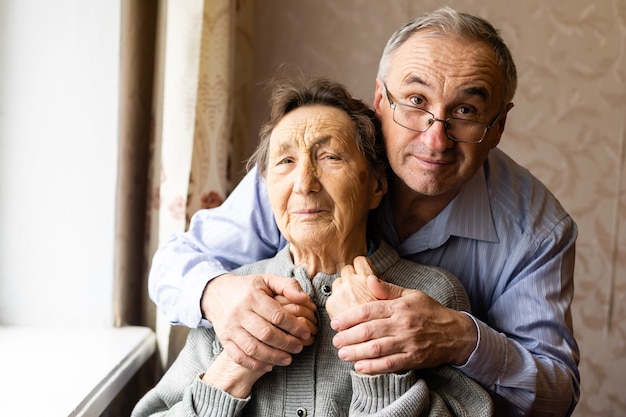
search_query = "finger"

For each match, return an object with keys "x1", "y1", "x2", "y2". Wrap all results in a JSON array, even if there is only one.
[
  {"x1": 274, "y1": 295, "x2": 318, "y2": 320},
  {"x1": 222, "y1": 332, "x2": 292, "y2": 371},
  {"x1": 366, "y1": 275, "x2": 407, "y2": 300},
  {"x1": 340, "y1": 264, "x2": 356, "y2": 277},
  {"x1": 296, "y1": 316, "x2": 318, "y2": 346},
  {"x1": 281, "y1": 303, "x2": 318, "y2": 326},
  {"x1": 335, "y1": 331, "x2": 400, "y2": 361},
  {"x1": 353, "y1": 256, "x2": 376, "y2": 277},
  {"x1": 352, "y1": 352, "x2": 412, "y2": 375},
  {"x1": 332, "y1": 315, "x2": 379, "y2": 348},
  {"x1": 253, "y1": 290, "x2": 312, "y2": 341},
  {"x1": 330, "y1": 299, "x2": 392, "y2": 332},
  {"x1": 264, "y1": 274, "x2": 311, "y2": 305},
  {"x1": 243, "y1": 308, "x2": 306, "y2": 355}
]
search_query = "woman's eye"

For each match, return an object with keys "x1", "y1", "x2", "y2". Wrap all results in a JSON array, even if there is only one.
[
  {"x1": 278, "y1": 157, "x2": 294, "y2": 165},
  {"x1": 320, "y1": 152, "x2": 341, "y2": 161}
]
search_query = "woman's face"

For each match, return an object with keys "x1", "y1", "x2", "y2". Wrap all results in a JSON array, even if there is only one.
[{"x1": 265, "y1": 105, "x2": 384, "y2": 251}]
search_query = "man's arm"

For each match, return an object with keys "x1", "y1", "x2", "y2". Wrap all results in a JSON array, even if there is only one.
[
  {"x1": 456, "y1": 219, "x2": 580, "y2": 416},
  {"x1": 331, "y1": 218, "x2": 580, "y2": 416},
  {"x1": 148, "y1": 166, "x2": 286, "y2": 327}
]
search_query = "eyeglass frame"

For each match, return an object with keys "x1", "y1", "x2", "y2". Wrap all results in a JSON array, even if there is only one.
[{"x1": 382, "y1": 82, "x2": 504, "y2": 144}]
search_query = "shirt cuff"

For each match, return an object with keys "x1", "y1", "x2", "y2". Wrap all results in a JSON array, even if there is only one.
[
  {"x1": 177, "y1": 262, "x2": 228, "y2": 328},
  {"x1": 453, "y1": 313, "x2": 508, "y2": 388}
]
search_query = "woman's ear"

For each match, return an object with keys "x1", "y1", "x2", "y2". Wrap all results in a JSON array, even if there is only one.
[{"x1": 368, "y1": 176, "x2": 387, "y2": 210}]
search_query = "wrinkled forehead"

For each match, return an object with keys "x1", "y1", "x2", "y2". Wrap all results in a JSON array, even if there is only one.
[
  {"x1": 269, "y1": 105, "x2": 357, "y2": 151},
  {"x1": 389, "y1": 33, "x2": 506, "y2": 105}
]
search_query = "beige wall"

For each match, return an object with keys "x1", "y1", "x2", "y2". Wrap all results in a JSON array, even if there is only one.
[{"x1": 249, "y1": 1, "x2": 626, "y2": 415}]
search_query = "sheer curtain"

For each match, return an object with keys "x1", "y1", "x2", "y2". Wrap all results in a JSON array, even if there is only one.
[{"x1": 116, "y1": 0, "x2": 254, "y2": 370}]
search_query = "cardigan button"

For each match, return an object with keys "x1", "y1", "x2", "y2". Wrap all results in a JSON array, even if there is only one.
[
  {"x1": 322, "y1": 284, "x2": 332, "y2": 295},
  {"x1": 296, "y1": 407, "x2": 307, "y2": 417}
]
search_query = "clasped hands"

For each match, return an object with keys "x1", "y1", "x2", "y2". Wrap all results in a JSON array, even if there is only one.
[{"x1": 201, "y1": 257, "x2": 476, "y2": 383}]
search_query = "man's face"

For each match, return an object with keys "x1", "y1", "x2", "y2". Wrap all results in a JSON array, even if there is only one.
[{"x1": 374, "y1": 34, "x2": 512, "y2": 200}]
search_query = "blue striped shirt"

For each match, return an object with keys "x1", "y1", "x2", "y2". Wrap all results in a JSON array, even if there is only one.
[{"x1": 149, "y1": 148, "x2": 579, "y2": 416}]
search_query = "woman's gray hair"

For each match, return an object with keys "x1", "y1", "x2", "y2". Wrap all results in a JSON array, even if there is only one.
[
  {"x1": 377, "y1": 6, "x2": 517, "y2": 103},
  {"x1": 247, "y1": 75, "x2": 387, "y2": 185}
]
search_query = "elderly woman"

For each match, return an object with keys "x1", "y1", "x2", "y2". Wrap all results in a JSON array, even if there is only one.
[{"x1": 133, "y1": 77, "x2": 492, "y2": 416}]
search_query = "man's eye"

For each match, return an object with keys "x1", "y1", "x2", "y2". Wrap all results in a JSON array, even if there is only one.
[
  {"x1": 409, "y1": 96, "x2": 424, "y2": 106},
  {"x1": 455, "y1": 106, "x2": 477, "y2": 118}
]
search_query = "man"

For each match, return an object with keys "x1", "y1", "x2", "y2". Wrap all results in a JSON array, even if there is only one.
[{"x1": 149, "y1": 7, "x2": 579, "y2": 416}]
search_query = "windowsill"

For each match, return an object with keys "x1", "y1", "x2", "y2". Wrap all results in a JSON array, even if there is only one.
[{"x1": 0, "y1": 325, "x2": 156, "y2": 416}]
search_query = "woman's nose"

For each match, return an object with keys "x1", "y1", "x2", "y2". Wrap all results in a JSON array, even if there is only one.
[{"x1": 293, "y1": 163, "x2": 321, "y2": 194}]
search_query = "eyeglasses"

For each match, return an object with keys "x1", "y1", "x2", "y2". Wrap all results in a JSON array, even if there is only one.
[{"x1": 383, "y1": 82, "x2": 503, "y2": 144}]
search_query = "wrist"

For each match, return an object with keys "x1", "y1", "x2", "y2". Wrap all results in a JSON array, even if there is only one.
[
  {"x1": 200, "y1": 273, "x2": 232, "y2": 322},
  {"x1": 451, "y1": 311, "x2": 479, "y2": 366},
  {"x1": 202, "y1": 353, "x2": 266, "y2": 398}
]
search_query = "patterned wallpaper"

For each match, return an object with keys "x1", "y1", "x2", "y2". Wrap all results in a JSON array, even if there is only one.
[{"x1": 248, "y1": 1, "x2": 626, "y2": 415}]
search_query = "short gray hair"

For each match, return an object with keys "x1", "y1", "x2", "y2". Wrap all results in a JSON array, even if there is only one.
[{"x1": 377, "y1": 7, "x2": 517, "y2": 103}]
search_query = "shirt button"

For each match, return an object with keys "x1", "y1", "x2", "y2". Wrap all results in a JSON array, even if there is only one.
[
  {"x1": 322, "y1": 284, "x2": 332, "y2": 296},
  {"x1": 296, "y1": 407, "x2": 307, "y2": 417}
]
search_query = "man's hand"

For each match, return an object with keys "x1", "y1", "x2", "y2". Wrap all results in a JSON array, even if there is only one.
[
  {"x1": 330, "y1": 276, "x2": 477, "y2": 374},
  {"x1": 201, "y1": 273, "x2": 317, "y2": 372}
]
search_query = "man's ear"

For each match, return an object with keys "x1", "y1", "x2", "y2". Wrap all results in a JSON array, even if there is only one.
[
  {"x1": 491, "y1": 102, "x2": 515, "y2": 148},
  {"x1": 373, "y1": 79, "x2": 385, "y2": 115}
]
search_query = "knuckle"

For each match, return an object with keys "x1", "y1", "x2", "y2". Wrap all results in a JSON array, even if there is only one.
[
  {"x1": 228, "y1": 347, "x2": 248, "y2": 366},
  {"x1": 257, "y1": 324, "x2": 277, "y2": 343},
  {"x1": 369, "y1": 341, "x2": 384, "y2": 357},
  {"x1": 361, "y1": 322, "x2": 375, "y2": 339},
  {"x1": 381, "y1": 356, "x2": 398, "y2": 372},
  {"x1": 269, "y1": 308, "x2": 288, "y2": 326},
  {"x1": 241, "y1": 340, "x2": 260, "y2": 357}
]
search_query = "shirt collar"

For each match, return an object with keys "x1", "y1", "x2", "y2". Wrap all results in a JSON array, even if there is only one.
[
  {"x1": 383, "y1": 165, "x2": 499, "y2": 255},
  {"x1": 438, "y1": 166, "x2": 499, "y2": 243}
]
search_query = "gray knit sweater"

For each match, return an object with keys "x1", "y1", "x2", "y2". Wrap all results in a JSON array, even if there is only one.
[{"x1": 132, "y1": 241, "x2": 493, "y2": 417}]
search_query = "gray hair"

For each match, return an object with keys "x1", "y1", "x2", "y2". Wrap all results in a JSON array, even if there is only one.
[
  {"x1": 377, "y1": 6, "x2": 517, "y2": 103},
  {"x1": 247, "y1": 75, "x2": 387, "y2": 185}
]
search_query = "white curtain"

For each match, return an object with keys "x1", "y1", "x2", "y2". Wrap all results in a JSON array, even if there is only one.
[{"x1": 148, "y1": 0, "x2": 254, "y2": 368}]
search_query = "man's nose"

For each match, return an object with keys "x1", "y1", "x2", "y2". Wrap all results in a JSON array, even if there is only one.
[{"x1": 421, "y1": 118, "x2": 453, "y2": 152}]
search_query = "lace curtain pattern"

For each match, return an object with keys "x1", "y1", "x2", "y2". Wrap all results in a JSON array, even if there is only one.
[{"x1": 146, "y1": 0, "x2": 253, "y2": 366}]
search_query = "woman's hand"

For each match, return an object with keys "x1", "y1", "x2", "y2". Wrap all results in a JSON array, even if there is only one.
[
  {"x1": 326, "y1": 256, "x2": 378, "y2": 320},
  {"x1": 274, "y1": 294, "x2": 318, "y2": 346},
  {"x1": 202, "y1": 351, "x2": 267, "y2": 399}
]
